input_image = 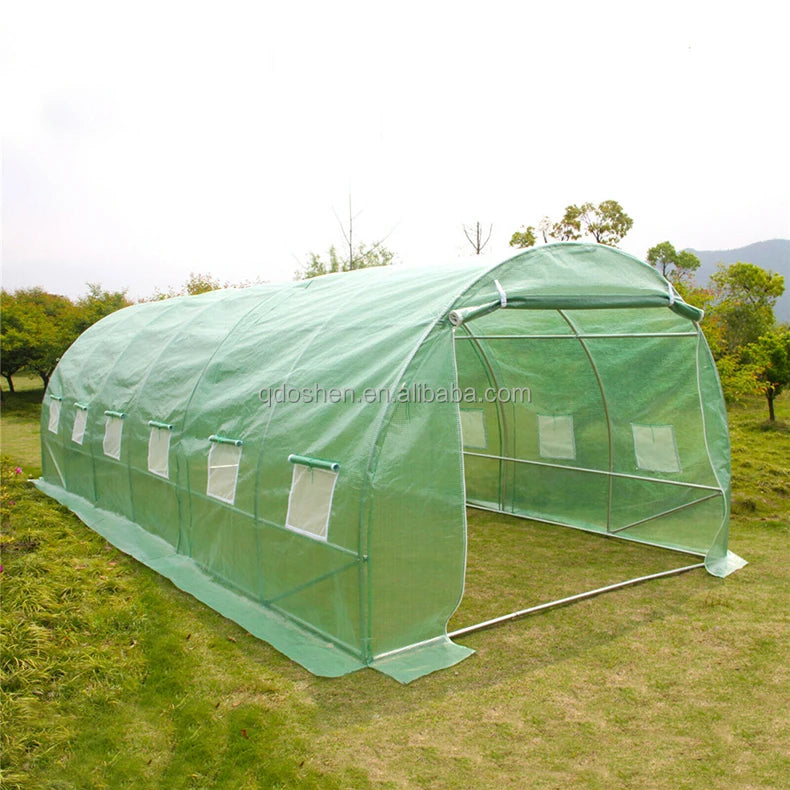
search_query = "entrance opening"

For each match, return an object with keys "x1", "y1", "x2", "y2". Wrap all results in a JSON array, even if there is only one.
[
  {"x1": 450, "y1": 307, "x2": 721, "y2": 633},
  {"x1": 447, "y1": 509, "x2": 703, "y2": 638}
]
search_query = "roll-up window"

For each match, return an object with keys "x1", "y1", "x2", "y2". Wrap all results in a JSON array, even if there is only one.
[
  {"x1": 207, "y1": 435, "x2": 243, "y2": 504},
  {"x1": 103, "y1": 411, "x2": 126, "y2": 459},
  {"x1": 285, "y1": 454, "x2": 340, "y2": 541}
]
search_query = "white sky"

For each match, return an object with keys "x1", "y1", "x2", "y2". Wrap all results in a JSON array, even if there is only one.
[{"x1": 2, "y1": 0, "x2": 789, "y2": 300}]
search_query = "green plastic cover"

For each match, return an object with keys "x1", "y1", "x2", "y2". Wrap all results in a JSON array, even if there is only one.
[{"x1": 36, "y1": 243, "x2": 743, "y2": 682}]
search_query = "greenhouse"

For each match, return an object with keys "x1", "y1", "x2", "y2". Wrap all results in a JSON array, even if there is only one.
[{"x1": 37, "y1": 243, "x2": 745, "y2": 682}]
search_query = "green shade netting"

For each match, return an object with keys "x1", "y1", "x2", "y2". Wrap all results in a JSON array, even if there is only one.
[{"x1": 37, "y1": 243, "x2": 743, "y2": 683}]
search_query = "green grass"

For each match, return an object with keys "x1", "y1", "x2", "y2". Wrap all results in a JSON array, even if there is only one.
[
  {"x1": 0, "y1": 375, "x2": 43, "y2": 468},
  {"x1": 1, "y1": 385, "x2": 788, "y2": 788}
]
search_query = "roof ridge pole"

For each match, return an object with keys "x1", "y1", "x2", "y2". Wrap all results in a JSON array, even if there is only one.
[{"x1": 557, "y1": 310, "x2": 614, "y2": 532}]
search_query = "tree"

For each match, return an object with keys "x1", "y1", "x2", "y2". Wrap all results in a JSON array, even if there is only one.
[
  {"x1": 585, "y1": 200, "x2": 634, "y2": 246},
  {"x1": 710, "y1": 262, "x2": 785, "y2": 352},
  {"x1": 520, "y1": 200, "x2": 634, "y2": 247},
  {"x1": 297, "y1": 196, "x2": 396, "y2": 279},
  {"x1": 184, "y1": 272, "x2": 224, "y2": 295},
  {"x1": 672, "y1": 279, "x2": 729, "y2": 358},
  {"x1": 26, "y1": 290, "x2": 80, "y2": 388},
  {"x1": 646, "y1": 241, "x2": 701, "y2": 281},
  {"x1": 0, "y1": 291, "x2": 31, "y2": 392},
  {"x1": 551, "y1": 203, "x2": 585, "y2": 241},
  {"x1": 463, "y1": 222, "x2": 493, "y2": 254},
  {"x1": 1, "y1": 289, "x2": 80, "y2": 388},
  {"x1": 1, "y1": 284, "x2": 132, "y2": 392},
  {"x1": 552, "y1": 200, "x2": 633, "y2": 246},
  {"x1": 509, "y1": 225, "x2": 536, "y2": 249},
  {"x1": 537, "y1": 216, "x2": 552, "y2": 244},
  {"x1": 329, "y1": 195, "x2": 396, "y2": 272},
  {"x1": 146, "y1": 272, "x2": 228, "y2": 301},
  {"x1": 76, "y1": 283, "x2": 132, "y2": 332},
  {"x1": 298, "y1": 243, "x2": 394, "y2": 279},
  {"x1": 743, "y1": 329, "x2": 790, "y2": 421},
  {"x1": 710, "y1": 353, "x2": 762, "y2": 404}
]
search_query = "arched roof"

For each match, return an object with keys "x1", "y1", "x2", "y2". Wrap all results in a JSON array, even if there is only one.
[{"x1": 53, "y1": 243, "x2": 700, "y2": 438}]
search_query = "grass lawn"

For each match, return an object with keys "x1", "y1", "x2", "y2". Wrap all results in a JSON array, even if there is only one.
[{"x1": 1, "y1": 376, "x2": 788, "y2": 789}]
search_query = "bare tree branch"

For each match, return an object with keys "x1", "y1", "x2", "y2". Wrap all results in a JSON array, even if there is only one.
[{"x1": 463, "y1": 221, "x2": 493, "y2": 254}]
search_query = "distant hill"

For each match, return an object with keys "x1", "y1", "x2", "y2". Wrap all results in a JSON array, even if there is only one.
[{"x1": 686, "y1": 239, "x2": 790, "y2": 323}]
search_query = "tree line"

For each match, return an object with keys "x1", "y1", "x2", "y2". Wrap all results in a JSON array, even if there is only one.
[
  {"x1": 670, "y1": 254, "x2": 788, "y2": 421},
  {"x1": 3, "y1": 205, "x2": 788, "y2": 420},
  {"x1": 1, "y1": 285, "x2": 130, "y2": 391},
  {"x1": 0, "y1": 273, "x2": 252, "y2": 392},
  {"x1": 474, "y1": 200, "x2": 789, "y2": 421}
]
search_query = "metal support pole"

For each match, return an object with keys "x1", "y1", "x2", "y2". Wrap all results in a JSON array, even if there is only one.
[{"x1": 448, "y1": 562, "x2": 705, "y2": 639}]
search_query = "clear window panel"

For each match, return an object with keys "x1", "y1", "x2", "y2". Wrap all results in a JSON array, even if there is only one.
[
  {"x1": 538, "y1": 415, "x2": 576, "y2": 460},
  {"x1": 72, "y1": 409, "x2": 88, "y2": 445},
  {"x1": 48, "y1": 400, "x2": 61, "y2": 433},
  {"x1": 103, "y1": 416, "x2": 124, "y2": 459},
  {"x1": 148, "y1": 426, "x2": 172, "y2": 478},
  {"x1": 285, "y1": 464, "x2": 338, "y2": 541},
  {"x1": 207, "y1": 443, "x2": 242, "y2": 504},
  {"x1": 632, "y1": 424, "x2": 681, "y2": 473},
  {"x1": 460, "y1": 409, "x2": 487, "y2": 449}
]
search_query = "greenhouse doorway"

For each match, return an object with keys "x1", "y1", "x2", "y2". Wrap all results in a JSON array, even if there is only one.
[{"x1": 449, "y1": 309, "x2": 711, "y2": 636}]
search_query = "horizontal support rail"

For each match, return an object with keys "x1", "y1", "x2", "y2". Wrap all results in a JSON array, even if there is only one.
[
  {"x1": 455, "y1": 332, "x2": 699, "y2": 340},
  {"x1": 267, "y1": 599, "x2": 364, "y2": 662},
  {"x1": 265, "y1": 558, "x2": 360, "y2": 606},
  {"x1": 179, "y1": 488, "x2": 361, "y2": 559},
  {"x1": 104, "y1": 410, "x2": 126, "y2": 418},
  {"x1": 148, "y1": 420, "x2": 174, "y2": 430},
  {"x1": 449, "y1": 293, "x2": 703, "y2": 324},
  {"x1": 448, "y1": 562, "x2": 705, "y2": 639},
  {"x1": 610, "y1": 492, "x2": 722, "y2": 534},
  {"x1": 465, "y1": 502, "x2": 706, "y2": 558},
  {"x1": 463, "y1": 451, "x2": 723, "y2": 492}
]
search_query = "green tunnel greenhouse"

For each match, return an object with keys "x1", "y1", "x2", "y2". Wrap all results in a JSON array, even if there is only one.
[{"x1": 37, "y1": 243, "x2": 745, "y2": 682}]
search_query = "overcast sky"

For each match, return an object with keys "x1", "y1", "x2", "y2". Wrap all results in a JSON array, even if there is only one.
[{"x1": 3, "y1": 0, "x2": 788, "y2": 300}]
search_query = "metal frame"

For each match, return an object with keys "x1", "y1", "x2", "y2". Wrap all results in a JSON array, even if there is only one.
[
  {"x1": 465, "y1": 501, "x2": 706, "y2": 557},
  {"x1": 454, "y1": 332, "x2": 699, "y2": 340},
  {"x1": 455, "y1": 323, "x2": 509, "y2": 509},
  {"x1": 609, "y1": 492, "x2": 722, "y2": 534},
  {"x1": 463, "y1": 451, "x2": 721, "y2": 493},
  {"x1": 451, "y1": 311, "x2": 720, "y2": 643},
  {"x1": 448, "y1": 562, "x2": 705, "y2": 639},
  {"x1": 557, "y1": 310, "x2": 615, "y2": 530}
]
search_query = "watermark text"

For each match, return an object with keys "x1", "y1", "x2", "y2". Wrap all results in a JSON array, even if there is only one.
[{"x1": 258, "y1": 383, "x2": 531, "y2": 406}]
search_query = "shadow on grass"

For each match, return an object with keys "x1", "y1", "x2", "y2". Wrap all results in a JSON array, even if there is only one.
[
  {"x1": 1, "y1": 386, "x2": 45, "y2": 419},
  {"x1": 755, "y1": 419, "x2": 789, "y2": 434}
]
